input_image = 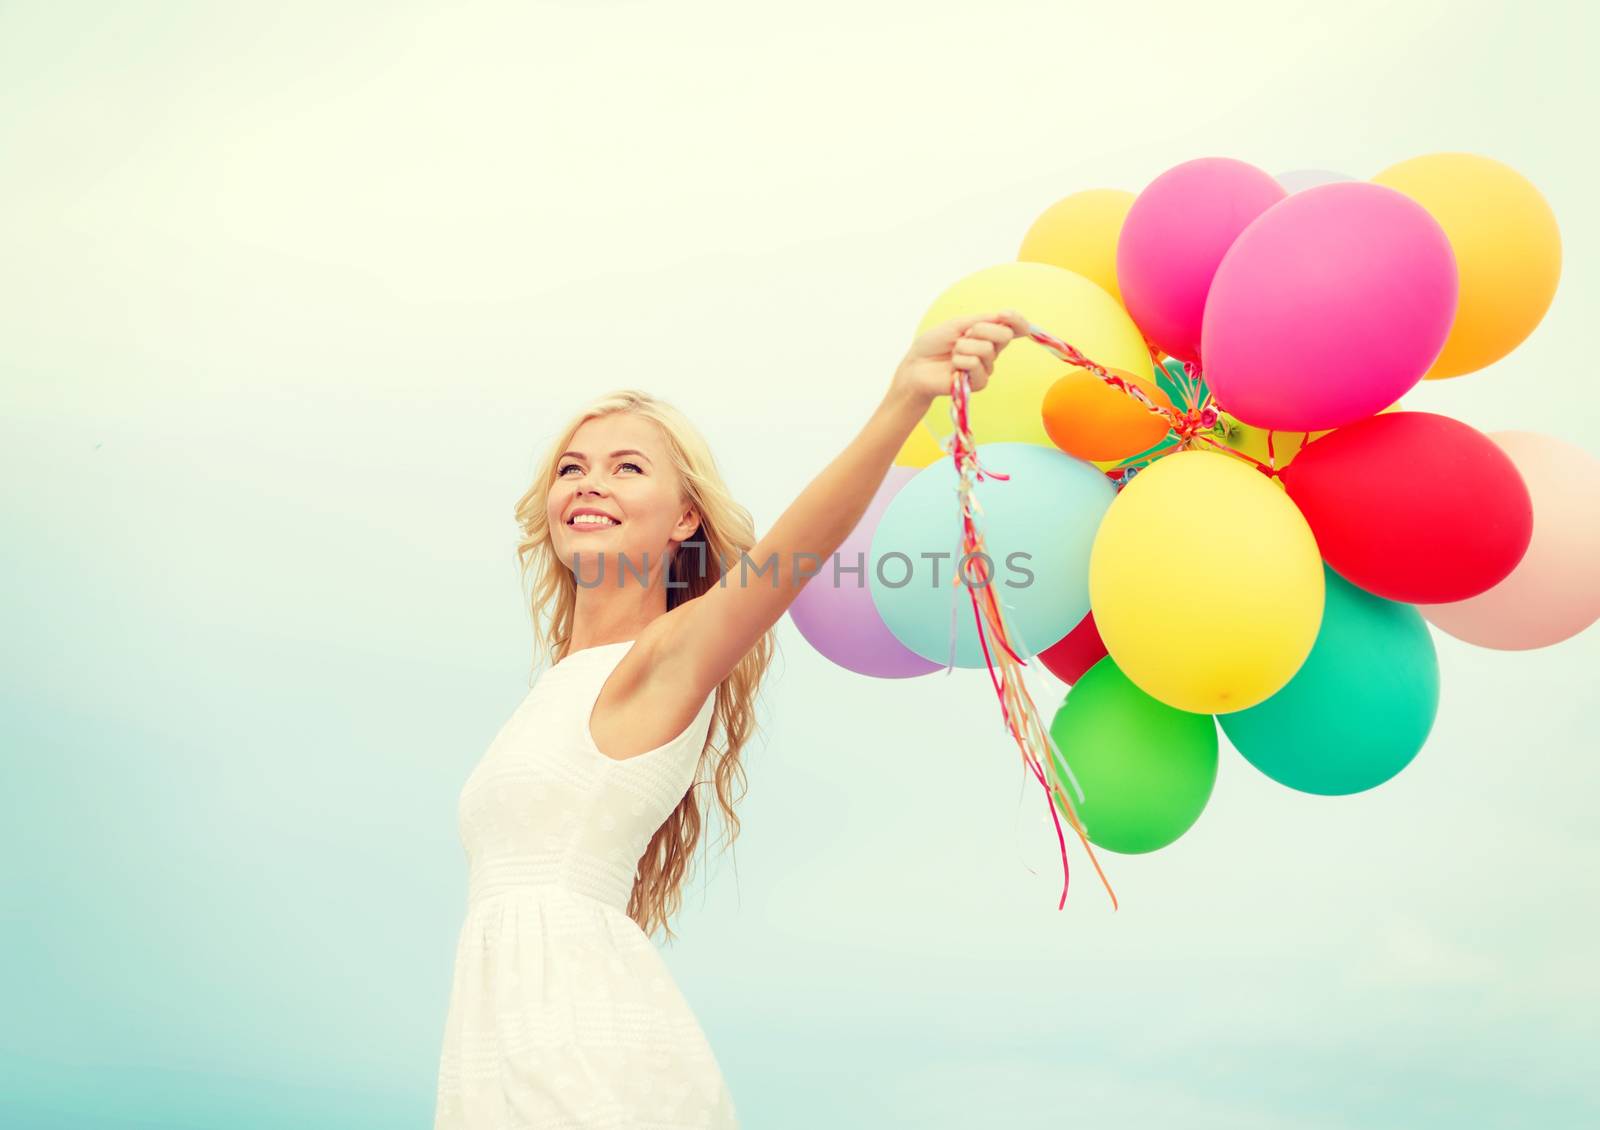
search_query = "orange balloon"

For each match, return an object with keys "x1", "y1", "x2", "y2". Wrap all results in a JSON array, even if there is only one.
[{"x1": 1043, "y1": 367, "x2": 1174, "y2": 461}]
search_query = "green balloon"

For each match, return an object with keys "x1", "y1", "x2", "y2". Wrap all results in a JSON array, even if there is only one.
[
  {"x1": 1219, "y1": 565, "x2": 1439, "y2": 796},
  {"x1": 1048, "y1": 658, "x2": 1218, "y2": 854}
]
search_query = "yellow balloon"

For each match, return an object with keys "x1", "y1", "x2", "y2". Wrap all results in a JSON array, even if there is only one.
[
  {"x1": 894, "y1": 421, "x2": 945, "y2": 468},
  {"x1": 917, "y1": 262, "x2": 1153, "y2": 450},
  {"x1": 1089, "y1": 451, "x2": 1324, "y2": 713},
  {"x1": 1018, "y1": 188, "x2": 1136, "y2": 305},
  {"x1": 1372, "y1": 153, "x2": 1561, "y2": 380},
  {"x1": 1220, "y1": 418, "x2": 1322, "y2": 467},
  {"x1": 1220, "y1": 400, "x2": 1400, "y2": 469}
]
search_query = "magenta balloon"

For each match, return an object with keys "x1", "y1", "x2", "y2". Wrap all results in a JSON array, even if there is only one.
[
  {"x1": 1202, "y1": 181, "x2": 1458, "y2": 431},
  {"x1": 787, "y1": 465, "x2": 942, "y2": 678},
  {"x1": 1116, "y1": 157, "x2": 1287, "y2": 363}
]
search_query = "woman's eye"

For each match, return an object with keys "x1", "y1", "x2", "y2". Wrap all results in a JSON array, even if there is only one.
[{"x1": 557, "y1": 461, "x2": 642, "y2": 476}]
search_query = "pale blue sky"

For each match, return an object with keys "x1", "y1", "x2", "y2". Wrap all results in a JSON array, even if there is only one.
[{"x1": 3, "y1": 2, "x2": 1597, "y2": 1126}]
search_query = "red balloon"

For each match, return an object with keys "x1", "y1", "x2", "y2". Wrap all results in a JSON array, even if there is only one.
[
  {"x1": 1038, "y1": 612, "x2": 1107, "y2": 683},
  {"x1": 1279, "y1": 411, "x2": 1533, "y2": 603}
]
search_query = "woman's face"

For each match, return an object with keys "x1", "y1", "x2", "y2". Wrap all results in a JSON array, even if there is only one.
[{"x1": 547, "y1": 413, "x2": 698, "y2": 578}]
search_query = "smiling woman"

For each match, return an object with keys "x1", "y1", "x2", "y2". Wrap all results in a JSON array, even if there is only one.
[
  {"x1": 431, "y1": 309, "x2": 1025, "y2": 1129},
  {"x1": 433, "y1": 390, "x2": 778, "y2": 1129}
]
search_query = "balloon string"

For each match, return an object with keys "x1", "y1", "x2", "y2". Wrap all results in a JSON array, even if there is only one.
[
  {"x1": 1026, "y1": 325, "x2": 1239, "y2": 461},
  {"x1": 1191, "y1": 431, "x2": 1279, "y2": 477},
  {"x1": 945, "y1": 348, "x2": 1118, "y2": 912},
  {"x1": 1145, "y1": 339, "x2": 1182, "y2": 406},
  {"x1": 1146, "y1": 338, "x2": 1196, "y2": 410},
  {"x1": 1029, "y1": 326, "x2": 1183, "y2": 427}
]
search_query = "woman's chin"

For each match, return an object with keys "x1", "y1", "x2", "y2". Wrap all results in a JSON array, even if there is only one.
[{"x1": 559, "y1": 539, "x2": 661, "y2": 576}]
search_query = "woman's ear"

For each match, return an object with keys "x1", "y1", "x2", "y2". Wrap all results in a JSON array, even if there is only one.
[
  {"x1": 675, "y1": 504, "x2": 702, "y2": 543},
  {"x1": 668, "y1": 507, "x2": 703, "y2": 577}
]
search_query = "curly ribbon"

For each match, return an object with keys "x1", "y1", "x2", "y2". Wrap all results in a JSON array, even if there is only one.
[
  {"x1": 942, "y1": 351, "x2": 1118, "y2": 913},
  {"x1": 939, "y1": 321, "x2": 1296, "y2": 912}
]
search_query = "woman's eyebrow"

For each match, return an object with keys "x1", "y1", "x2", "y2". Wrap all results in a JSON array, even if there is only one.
[{"x1": 558, "y1": 448, "x2": 652, "y2": 463}]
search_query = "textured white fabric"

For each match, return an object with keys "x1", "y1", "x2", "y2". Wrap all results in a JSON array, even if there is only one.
[{"x1": 434, "y1": 639, "x2": 739, "y2": 1129}]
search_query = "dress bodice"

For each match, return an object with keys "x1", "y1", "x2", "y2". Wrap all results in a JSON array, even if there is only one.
[{"x1": 456, "y1": 639, "x2": 718, "y2": 914}]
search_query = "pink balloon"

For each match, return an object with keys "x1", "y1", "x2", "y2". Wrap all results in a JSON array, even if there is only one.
[
  {"x1": 1117, "y1": 157, "x2": 1287, "y2": 363},
  {"x1": 788, "y1": 465, "x2": 941, "y2": 678},
  {"x1": 1202, "y1": 181, "x2": 1458, "y2": 431},
  {"x1": 1420, "y1": 432, "x2": 1600, "y2": 650}
]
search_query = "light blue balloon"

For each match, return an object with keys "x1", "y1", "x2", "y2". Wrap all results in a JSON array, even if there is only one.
[
  {"x1": 1275, "y1": 168, "x2": 1356, "y2": 194},
  {"x1": 867, "y1": 443, "x2": 1115, "y2": 668}
]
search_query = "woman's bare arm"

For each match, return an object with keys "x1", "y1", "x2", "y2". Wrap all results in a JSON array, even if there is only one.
[{"x1": 662, "y1": 309, "x2": 1028, "y2": 697}]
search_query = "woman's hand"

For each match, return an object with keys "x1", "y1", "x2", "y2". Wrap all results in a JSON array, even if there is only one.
[{"x1": 889, "y1": 309, "x2": 1030, "y2": 406}]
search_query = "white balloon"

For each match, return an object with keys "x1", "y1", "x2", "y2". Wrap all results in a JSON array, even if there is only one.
[{"x1": 1275, "y1": 168, "x2": 1355, "y2": 194}]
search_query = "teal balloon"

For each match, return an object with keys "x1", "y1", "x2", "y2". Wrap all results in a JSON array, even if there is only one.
[
  {"x1": 1156, "y1": 357, "x2": 1210, "y2": 405},
  {"x1": 1219, "y1": 565, "x2": 1439, "y2": 795},
  {"x1": 1048, "y1": 658, "x2": 1218, "y2": 854},
  {"x1": 868, "y1": 443, "x2": 1114, "y2": 667},
  {"x1": 1154, "y1": 358, "x2": 1198, "y2": 406}
]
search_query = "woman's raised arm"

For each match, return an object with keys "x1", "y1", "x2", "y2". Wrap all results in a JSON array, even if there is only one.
[{"x1": 664, "y1": 309, "x2": 1029, "y2": 695}]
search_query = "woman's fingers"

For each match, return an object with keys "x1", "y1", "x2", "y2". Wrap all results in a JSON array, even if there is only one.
[
  {"x1": 960, "y1": 319, "x2": 1018, "y2": 352},
  {"x1": 941, "y1": 311, "x2": 1020, "y2": 393},
  {"x1": 992, "y1": 309, "x2": 1028, "y2": 337},
  {"x1": 953, "y1": 354, "x2": 984, "y2": 380},
  {"x1": 953, "y1": 348, "x2": 994, "y2": 382}
]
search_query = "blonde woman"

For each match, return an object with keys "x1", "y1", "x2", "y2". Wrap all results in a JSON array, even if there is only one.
[{"x1": 433, "y1": 309, "x2": 1028, "y2": 1127}]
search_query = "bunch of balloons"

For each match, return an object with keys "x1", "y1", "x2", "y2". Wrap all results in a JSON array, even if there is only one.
[{"x1": 789, "y1": 152, "x2": 1597, "y2": 881}]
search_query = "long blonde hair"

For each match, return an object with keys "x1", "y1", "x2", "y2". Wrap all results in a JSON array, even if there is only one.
[{"x1": 513, "y1": 389, "x2": 777, "y2": 941}]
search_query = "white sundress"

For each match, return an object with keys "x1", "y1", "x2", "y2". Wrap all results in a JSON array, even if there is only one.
[{"x1": 433, "y1": 639, "x2": 739, "y2": 1129}]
